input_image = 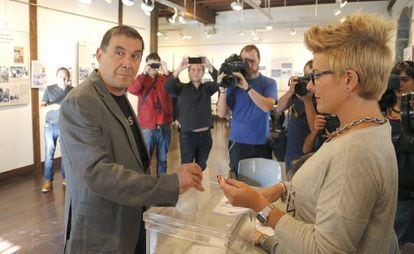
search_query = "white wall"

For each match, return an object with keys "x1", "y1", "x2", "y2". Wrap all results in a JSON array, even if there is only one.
[
  {"x1": 158, "y1": 1, "x2": 396, "y2": 93},
  {"x1": 0, "y1": 0, "x2": 32, "y2": 172},
  {"x1": 0, "y1": 0, "x2": 150, "y2": 173}
]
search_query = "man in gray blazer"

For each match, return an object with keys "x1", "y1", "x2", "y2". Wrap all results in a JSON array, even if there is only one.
[{"x1": 59, "y1": 25, "x2": 204, "y2": 253}]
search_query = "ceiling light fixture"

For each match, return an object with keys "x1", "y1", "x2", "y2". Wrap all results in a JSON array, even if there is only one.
[
  {"x1": 181, "y1": 32, "x2": 192, "y2": 40},
  {"x1": 168, "y1": 8, "x2": 178, "y2": 23},
  {"x1": 105, "y1": 0, "x2": 112, "y2": 3},
  {"x1": 264, "y1": 0, "x2": 272, "y2": 31},
  {"x1": 78, "y1": 0, "x2": 92, "y2": 4},
  {"x1": 178, "y1": 10, "x2": 186, "y2": 24},
  {"x1": 333, "y1": 8, "x2": 341, "y2": 16},
  {"x1": 157, "y1": 31, "x2": 169, "y2": 39},
  {"x1": 122, "y1": 0, "x2": 134, "y2": 7},
  {"x1": 140, "y1": 0, "x2": 154, "y2": 12},
  {"x1": 239, "y1": 31, "x2": 245, "y2": 36},
  {"x1": 340, "y1": 0, "x2": 347, "y2": 8},
  {"x1": 231, "y1": 0, "x2": 243, "y2": 11},
  {"x1": 290, "y1": 28, "x2": 296, "y2": 35}
]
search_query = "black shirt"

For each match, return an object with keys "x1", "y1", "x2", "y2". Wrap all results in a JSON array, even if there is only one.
[
  {"x1": 164, "y1": 69, "x2": 219, "y2": 133},
  {"x1": 111, "y1": 93, "x2": 150, "y2": 170}
]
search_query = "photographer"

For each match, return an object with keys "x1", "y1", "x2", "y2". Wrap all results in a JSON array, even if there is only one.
[
  {"x1": 217, "y1": 45, "x2": 277, "y2": 175},
  {"x1": 382, "y1": 61, "x2": 414, "y2": 246},
  {"x1": 303, "y1": 113, "x2": 340, "y2": 154},
  {"x1": 164, "y1": 56, "x2": 218, "y2": 170},
  {"x1": 276, "y1": 60, "x2": 316, "y2": 171},
  {"x1": 128, "y1": 53, "x2": 173, "y2": 176}
]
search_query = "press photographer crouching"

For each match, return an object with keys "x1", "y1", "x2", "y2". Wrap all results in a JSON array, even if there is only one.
[{"x1": 380, "y1": 60, "x2": 414, "y2": 246}]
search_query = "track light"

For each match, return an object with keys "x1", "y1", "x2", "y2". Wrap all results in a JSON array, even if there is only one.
[
  {"x1": 122, "y1": 0, "x2": 134, "y2": 6},
  {"x1": 333, "y1": 8, "x2": 341, "y2": 16},
  {"x1": 290, "y1": 28, "x2": 296, "y2": 36},
  {"x1": 239, "y1": 31, "x2": 245, "y2": 36},
  {"x1": 105, "y1": 0, "x2": 112, "y2": 3},
  {"x1": 178, "y1": 11, "x2": 186, "y2": 24},
  {"x1": 231, "y1": 0, "x2": 243, "y2": 11},
  {"x1": 78, "y1": 0, "x2": 92, "y2": 4},
  {"x1": 265, "y1": 24, "x2": 273, "y2": 31},
  {"x1": 157, "y1": 31, "x2": 169, "y2": 39},
  {"x1": 168, "y1": 8, "x2": 178, "y2": 24},
  {"x1": 141, "y1": 0, "x2": 154, "y2": 12},
  {"x1": 340, "y1": 0, "x2": 347, "y2": 8}
]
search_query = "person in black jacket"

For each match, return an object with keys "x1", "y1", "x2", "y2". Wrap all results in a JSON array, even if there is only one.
[
  {"x1": 164, "y1": 56, "x2": 219, "y2": 170},
  {"x1": 384, "y1": 60, "x2": 414, "y2": 246}
]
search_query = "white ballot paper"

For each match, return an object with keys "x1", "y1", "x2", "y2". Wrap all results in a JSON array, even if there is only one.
[{"x1": 212, "y1": 196, "x2": 250, "y2": 216}]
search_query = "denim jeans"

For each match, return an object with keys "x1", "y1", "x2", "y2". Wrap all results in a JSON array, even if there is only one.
[
  {"x1": 228, "y1": 141, "x2": 272, "y2": 177},
  {"x1": 44, "y1": 122, "x2": 65, "y2": 181},
  {"x1": 394, "y1": 199, "x2": 414, "y2": 245},
  {"x1": 179, "y1": 130, "x2": 212, "y2": 171},
  {"x1": 142, "y1": 125, "x2": 171, "y2": 175}
]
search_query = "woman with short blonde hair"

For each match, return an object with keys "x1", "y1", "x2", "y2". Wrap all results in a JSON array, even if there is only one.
[{"x1": 219, "y1": 13, "x2": 400, "y2": 254}]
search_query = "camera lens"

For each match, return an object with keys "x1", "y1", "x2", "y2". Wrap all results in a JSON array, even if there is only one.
[
  {"x1": 149, "y1": 63, "x2": 160, "y2": 69},
  {"x1": 295, "y1": 82, "x2": 308, "y2": 96}
]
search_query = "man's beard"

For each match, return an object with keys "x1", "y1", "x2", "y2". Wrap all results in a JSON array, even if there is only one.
[{"x1": 245, "y1": 69, "x2": 258, "y2": 79}]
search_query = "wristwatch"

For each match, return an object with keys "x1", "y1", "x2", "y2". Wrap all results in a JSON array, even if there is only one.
[
  {"x1": 256, "y1": 203, "x2": 275, "y2": 224},
  {"x1": 245, "y1": 86, "x2": 252, "y2": 92}
]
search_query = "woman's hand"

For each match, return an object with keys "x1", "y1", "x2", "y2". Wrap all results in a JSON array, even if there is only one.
[
  {"x1": 259, "y1": 183, "x2": 283, "y2": 203},
  {"x1": 218, "y1": 178, "x2": 269, "y2": 212}
]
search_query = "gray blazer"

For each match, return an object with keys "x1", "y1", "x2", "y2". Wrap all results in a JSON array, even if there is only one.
[{"x1": 59, "y1": 70, "x2": 179, "y2": 253}]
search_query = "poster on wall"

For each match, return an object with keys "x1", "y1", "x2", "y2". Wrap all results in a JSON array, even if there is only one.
[
  {"x1": 77, "y1": 41, "x2": 99, "y2": 85},
  {"x1": 0, "y1": 29, "x2": 30, "y2": 106},
  {"x1": 271, "y1": 57, "x2": 294, "y2": 92},
  {"x1": 31, "y1": 60, "x2": 47, "y2": 88},
  {"x1": 271, "y1": 57, "x2": 294, "y2": 78}
]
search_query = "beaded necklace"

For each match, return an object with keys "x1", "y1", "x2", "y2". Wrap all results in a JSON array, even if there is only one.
[{"x1": 326, "y1": 117, "x2": 388, "y2": 142}]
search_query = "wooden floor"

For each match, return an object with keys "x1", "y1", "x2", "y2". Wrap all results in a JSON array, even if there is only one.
[{"x1": 0, "y1": 119, "x2": 231, "y2": 254}]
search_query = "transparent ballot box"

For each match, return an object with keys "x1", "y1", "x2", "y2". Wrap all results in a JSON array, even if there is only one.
[{"x1": 143, "y1": 183, "x2": 260, "y2": 254}]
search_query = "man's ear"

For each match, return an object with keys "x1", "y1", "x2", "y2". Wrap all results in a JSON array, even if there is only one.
[
  {"x1": 345, "y1": 69, "x2": 359, "y2": 92},
  {"x1": 96, "y1": 48, "x2": 103, "y2": 63}
]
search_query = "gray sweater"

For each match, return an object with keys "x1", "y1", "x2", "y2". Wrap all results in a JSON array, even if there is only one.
[{"x1": 264, "y1": 123, "x2": 400, "y2": 254}]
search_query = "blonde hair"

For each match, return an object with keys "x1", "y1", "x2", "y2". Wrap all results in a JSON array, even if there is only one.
[{"x1": 304, "y1": 13, "x2": 394, "y2": 100}]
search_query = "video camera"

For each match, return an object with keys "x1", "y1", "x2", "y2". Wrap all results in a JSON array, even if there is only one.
[{"x1": 219, "y1": 54, "x2": 250, "y2": 88}]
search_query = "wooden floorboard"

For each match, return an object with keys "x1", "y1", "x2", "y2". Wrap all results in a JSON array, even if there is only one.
[{"x1": 0, "y1": 119, "x2": 232, "y2": 253}]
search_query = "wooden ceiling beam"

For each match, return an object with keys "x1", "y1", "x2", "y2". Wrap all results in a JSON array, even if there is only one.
[{"x1": 157, "y1": 0, "x2": 216, "y2": 25}]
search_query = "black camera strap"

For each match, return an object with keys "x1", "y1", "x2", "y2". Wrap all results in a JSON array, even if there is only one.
[{"x1": 139, "y1": 75, "x2": 159, "y2": 110}]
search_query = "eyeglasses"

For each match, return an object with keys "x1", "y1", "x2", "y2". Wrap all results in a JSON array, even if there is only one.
[{"x1": 310, "y1": 70, "x2": 334, "y2": 84}]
